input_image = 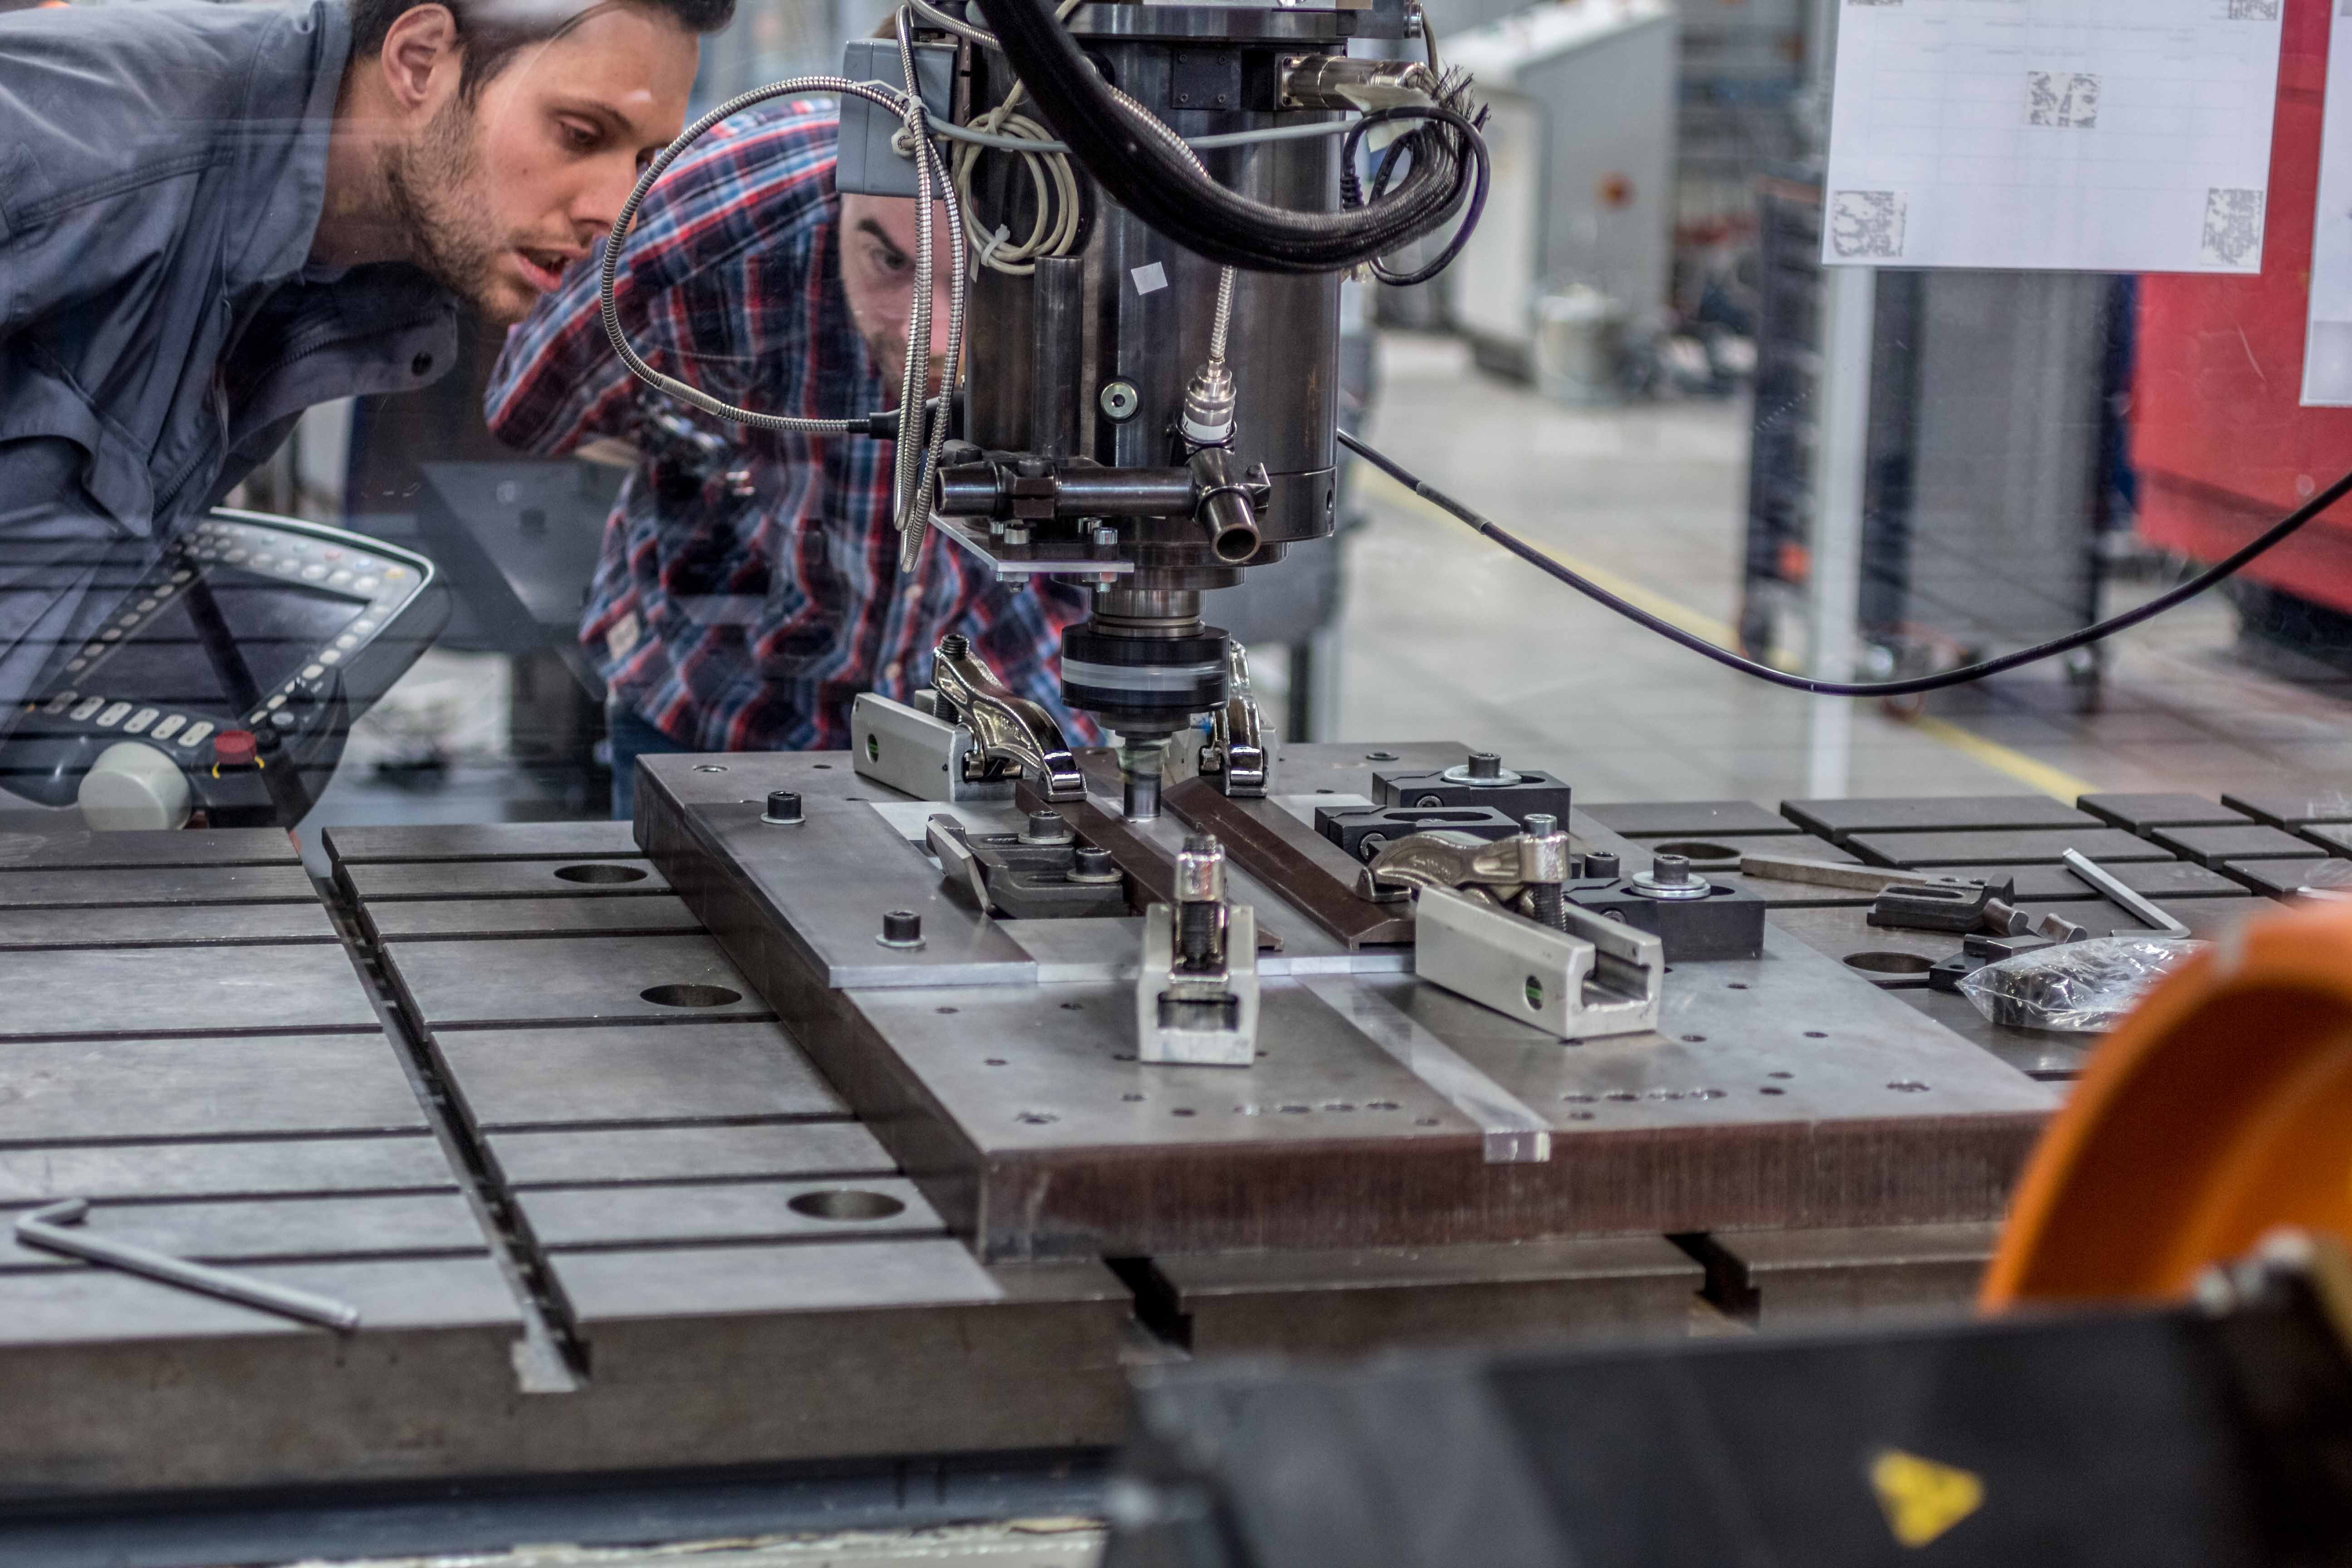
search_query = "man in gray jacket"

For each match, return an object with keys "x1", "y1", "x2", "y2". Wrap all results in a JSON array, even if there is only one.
[{"x1": 0, "y1": 0, "x2": 731, "y2": 707}]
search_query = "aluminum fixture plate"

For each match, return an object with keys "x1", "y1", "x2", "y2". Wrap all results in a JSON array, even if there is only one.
[{"x1": 639, "y1": 745, "x2": 2059, "y2": 1262}]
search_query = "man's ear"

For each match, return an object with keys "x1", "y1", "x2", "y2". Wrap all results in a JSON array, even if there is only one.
[{"x1": 378, "y1": 5, "x2": 464, "y2": 115}]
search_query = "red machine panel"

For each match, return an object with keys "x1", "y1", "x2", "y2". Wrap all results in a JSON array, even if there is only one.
[{"x1": 2135, "y1": 0, "x2": 2352, "y2": 615}]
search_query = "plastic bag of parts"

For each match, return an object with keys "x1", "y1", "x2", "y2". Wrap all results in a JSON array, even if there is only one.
[{"x1": 1958, "y1": 936, "x2": 2207, "y2": 1034}]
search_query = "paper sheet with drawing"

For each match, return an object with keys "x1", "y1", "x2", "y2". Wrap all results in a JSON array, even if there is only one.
[
  {"x1": 2301, "y1": 2, "x2": 2352, "y2": 404},
  {"x1": 1823, "y1": 0, "x2": 2285, "y2": 273}
]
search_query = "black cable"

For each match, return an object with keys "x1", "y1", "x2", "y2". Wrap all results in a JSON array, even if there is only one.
[
  {"x1": 1341, "y1": 106, "x2": 1490, "y2": 288},
  {"x1": 1337, "y1": 429, "x2": 2352, "y2": 699},
  {"x1": 969, "y1": 0, "x2": 1484, "y2": 274}
]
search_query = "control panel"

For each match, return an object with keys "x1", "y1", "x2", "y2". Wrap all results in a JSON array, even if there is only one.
[{"x1": 0, "y1": 510, "x2": 446, "y2": 826}]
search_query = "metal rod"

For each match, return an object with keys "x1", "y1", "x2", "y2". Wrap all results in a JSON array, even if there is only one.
[
  {"x1": 2061, "y1": 849, "x2": 2191, "y2": 938},
  {"x1": 15, "y1": 1199, "x2": 363, "y2": 1332},
  {"x1": 1030, "y1": 255, "x2": 1083, "y2": 461},
  {"x1": 1738, "y1": 853, "x2": 1951, "y2": 892}
]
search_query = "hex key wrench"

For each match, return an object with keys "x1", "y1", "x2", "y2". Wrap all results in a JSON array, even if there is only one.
[{"x1": 15, "y1": 1199, "x2": 362, "y2": 1331}]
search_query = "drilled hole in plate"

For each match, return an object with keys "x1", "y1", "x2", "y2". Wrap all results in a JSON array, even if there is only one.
[
  {"x1": 937, "y1": 1006, "x2": 959, "y2": 1014},
  {"x1": 1888, "y1": 1080, "x2": 1931, "y2": 1093},
  {"x1": 1681, "y1": 1034, "x2": 1707, "y2": 1044},
  {"x1": 1122, "y1": 1092, "x2": 1145, "y2": 1102},
  {"x1": 1842, "y1": 950, "x2": 1938, "y2": 976},
  {"x1": 1017, "y1": 1111, "x2": 1057, "y2": 1125},
  {"x1": 1803, "y1": 1030, "x2": 1828, "y2": 1039},
  {"x1": 788, "y1": 1188, "x2": 906, "y2": 1221},
  {"x1": 641, "y1": 983, "x2": 742, "y2": 1008},
  {"x1": 693, "y1": 764, "x2": 727, "y2": 773},
  {"x1": 1365, "y1": 750, "x2": 1399, "y2": 761},
  {"x1": 1367, "y1": 1100, "x2": 1401, "y2": 1110},
  {"x1": 985, "y1": 1058, "x2": 1006, "y2": 1066},
  {"x1": 1761, "y1": 1086, "x2": 1786, "y2": 1096},
  {"x1": 1567, "y1": 1111, "x2": 1594, "y2": 1122},
  {"x1": 1769, "y1": 1070, "x2": 1793, "y2": 1079},
  {"x1": 1649, "y1": 840, "x2": 1738, "y2": 861},
  {"x1": 1414, "y1": 1117, "x2": 1441, "y2": 1127},
  {"x1": 1171, "y1": 1107, "x2": 1196, "y2": 1117},
  {"x1": 554, "y1": 863, "x2": 647, "y2": 884},
  {"x1": 1727, "y1": 982, "x2": 1749, "y2": 990},
  {"x1": 812, "y1": 762, "x2": 833, "y2": 769},
  {"x1": 1060, "y1": 1001, "x2": 1083, "y2": 1011}
]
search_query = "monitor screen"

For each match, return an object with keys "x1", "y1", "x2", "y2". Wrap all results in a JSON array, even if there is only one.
[{"x1": 77, "y1": 567, "x2": 369, "y2": 714}]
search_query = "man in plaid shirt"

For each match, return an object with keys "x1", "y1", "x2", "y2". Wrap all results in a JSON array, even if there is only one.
[{"x1": 486, "y1": 100, "x2": 1090, "y2": 818}]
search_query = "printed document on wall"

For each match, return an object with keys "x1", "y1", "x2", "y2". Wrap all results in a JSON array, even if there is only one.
[
  {"x1": 1823, "y1": 0, "x2": 2286, "y2": 272},
  {"x1": 2302, "y1": 4, "x2": 2352, "y2": 404}
]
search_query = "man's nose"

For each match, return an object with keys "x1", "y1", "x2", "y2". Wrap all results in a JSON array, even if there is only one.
[{"x1": 576, "y1": 154, "x2": 641, "y2": 242}]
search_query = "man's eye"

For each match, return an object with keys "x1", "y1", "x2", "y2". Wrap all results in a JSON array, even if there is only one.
[
  {"x1": 873, "y1": 246, "x2": 912, "y2": 274},
  {"x1": 559, "y1": 120, "x2": 601, "y2": 153}
]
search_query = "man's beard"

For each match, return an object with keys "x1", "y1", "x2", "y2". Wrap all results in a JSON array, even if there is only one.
[
  {"x1": 380, "y1": 98, "x2": 511, "y2": 321},
  {"x1": 859, "y1": 327, "x2": 949, "y2": 401}
]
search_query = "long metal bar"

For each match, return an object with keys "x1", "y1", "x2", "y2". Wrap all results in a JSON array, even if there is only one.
[
  {"x1": 1300, "y1": 980, "x2": 1554, "y2": 1165},
  {"x1": 2061, "y1": 849, "x2": 2191, "y2": 937},
  {"x1": 1017, "y1": 776, "x2": 1284, "y2": 951},
  {"x1": 15, "y1": 1199, "x2": 363, "y2": 1331},
  {"x1": 1165, "y1": 777, "x2": 1412, "y2": 948},
  {"x1": 1737, "y1": 853, "x2": 1949, "y2": 893}
]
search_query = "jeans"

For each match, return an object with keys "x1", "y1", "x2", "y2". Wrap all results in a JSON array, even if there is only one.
[{"x1": 606, "y1": 700, "x2": 689, "y2": 821}]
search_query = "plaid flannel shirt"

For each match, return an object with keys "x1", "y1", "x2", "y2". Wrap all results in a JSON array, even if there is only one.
[{"x1": 485, "y1": 103, "x2": 1091, "y2": 754}]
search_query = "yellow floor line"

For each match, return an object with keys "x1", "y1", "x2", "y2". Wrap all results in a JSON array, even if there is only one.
[
  {"x1": 1357, "y1": 466, "x2": 2103, "y2": 803},
  {"x1": 1902, "y1": 715, "x2": 2101, "y2": 803},
  {"x1": 1358, "y1": 469, "x2": 1736, "y2": 643}
]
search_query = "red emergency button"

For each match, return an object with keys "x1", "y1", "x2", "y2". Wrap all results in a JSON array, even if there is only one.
[{"x1": 213, "y1": 729, "x2": 258, "y2": 767}]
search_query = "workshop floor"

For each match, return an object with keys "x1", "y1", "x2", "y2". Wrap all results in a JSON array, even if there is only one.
[{"x1": 1333, "y1": 332, "x2": 2352, "y2": 807}]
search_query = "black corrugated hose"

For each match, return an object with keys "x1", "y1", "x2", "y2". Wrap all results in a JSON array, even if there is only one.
[{"x1": 968, "y1": 0, "x2": 1486, "y2": 274}]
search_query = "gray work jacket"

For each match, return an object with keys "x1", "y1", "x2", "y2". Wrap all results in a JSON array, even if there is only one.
[{"x1": 0, "y1": 0, "x2": 457, "y2": 706}]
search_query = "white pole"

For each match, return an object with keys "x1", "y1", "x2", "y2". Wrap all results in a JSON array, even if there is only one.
[{"x1": 1807, "y1": 263, "x2": 1874, "y2": 799}]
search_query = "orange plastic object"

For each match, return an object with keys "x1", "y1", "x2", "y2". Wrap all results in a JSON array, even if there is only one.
[{"x1": 1984, "y1": 898, "x2": 2352, "y2": 1308}]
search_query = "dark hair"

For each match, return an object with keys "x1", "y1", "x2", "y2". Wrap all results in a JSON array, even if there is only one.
[{"x1": 348, "y1": 0, "x2": 737, "y2": 99}]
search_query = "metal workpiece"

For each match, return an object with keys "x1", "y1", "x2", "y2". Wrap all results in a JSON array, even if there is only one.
[
  {"x1": 1320, "y1": 803, "x2": 1522, "y2": 864},
  {"x1": 2062, "y1": 849, "x2": 2192, "y2": 938},
  {"x1": 382, "y1": 935, "x2": 771, "y2": 1031},
  {"x1": 929, "y1": 633, "x2": 1084, "y2": 802},
  {"x1": 1276, "y1": 51, "x2": 1435, "y2": 110},
  {"x1": 1736, "y1": 853, "x2": 1968, "y2": 893},
  {"x1": 1412, "y1": 887, "x2": 1662, "y2": 1042},
  {"x1": 840, "y1": 927, "x2": 2055, "y2": 1259},
  {"x1": 16, "y1": 1200, "x2": 361, "y2": 1331},
  {"x1": 1164, "y1": 775, "x2": 1414, "y2": 948},
  {"x1": 1137, "y1": 836, "x2": 1259, "y2": 1067},
  {"x1": 851, "y1": 690, "x2": 1014, "y2": 803}
]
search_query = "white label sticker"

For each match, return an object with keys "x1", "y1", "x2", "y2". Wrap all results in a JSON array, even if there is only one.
[
  {"x1": 1130, "y1": 262, "x2": 1169, "y2": 295},
  {"x1": 605, "y1": 610, "x2": 641, "y2": 661},
  {"x1": 1824, "y1": 0, "x2": 2283, "y2": 272}
]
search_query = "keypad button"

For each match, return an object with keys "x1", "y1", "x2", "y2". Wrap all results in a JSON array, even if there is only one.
[
  {"x1": 176, "y1": 721, "x2": 213, "y2": 749},
  {"x1": 122, "y1": 708, "x2": 158, "y2": 735},
  {"x1": 334, "y1": 635, "x2": 358, "y2": 649},
  {"x1": 150, "y1": 715, "x2": 184, "y2": 741},
  {"x1": 301, "y1": 664, "x2": 324, "y2": 680},
  {"x1": 265, "y1": 694, "x2": 287, "y2": 711},
  {"x1": 69, "y1": 697, "x2": 104, "y2": 721},
  {"x1": 328, "y1": 571, "x2": 353, "y2": 587},
  {"x1": 319, "y1": 650, "x2": 343, "y2": 666},
  {"x1": 300, "y1": 564, "x2": 327, "y2": 581},
  {"x1": 95, "y1": 702, "x2": 130, "y2": 728},
  {"x1": 44, "y1": 692, "x2": 76, "y2": 715},
  {"x1": 353, "y1": 577, "x2": 379, "y2": 593}
]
